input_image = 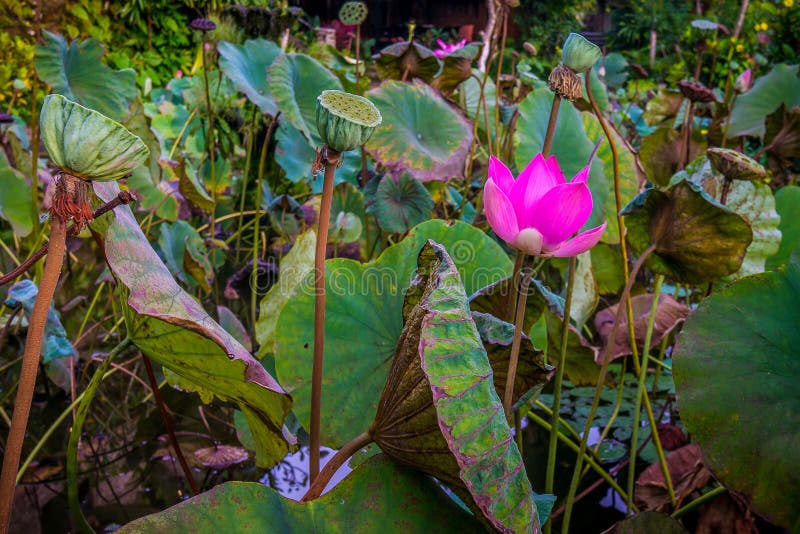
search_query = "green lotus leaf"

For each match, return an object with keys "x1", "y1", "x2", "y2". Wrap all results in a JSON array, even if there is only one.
[
  {"x1": 729, "y1": 64, "x2": 800, "y2": 137},
  {"x1": 366, "y1": 80, "x2": 473, "y2": 181},
  {"x1": 372, "y1": 241, "x2": 540, "y2": 533},
  {"x1": 90, "y1": 181, "x2": 291, "y2": 468},
  {"x1": 621, "y1": 179, "x2": 753, "y2": 284},
  {"x1": 514, "y1": 88, "x2": 610, "y2": 234},
  {"x1": 643, "y1": 90, "x2": 683, "y2": 126},
  {"x1": 119, "y1": 454, "x2": 480, "y2": 533},
  {"x1": 671, "y1": 156, "x2": 780, "y2": 279},
  {"x1": 431, "y1": 42, "x2": 480, "y2": 94},
  {"x1": 673, "y1": 260, "x2": 800, "y2": 531},
  {"x1": 218, "y1": 39, "x2": 282, "y2": 116},
  {"x1": 366, "y1": 173, "x2": 434, "y2": 233},
  {"x1": 764, "y1": 103, "x2": 800, "y2": 172},
  {"x1": 374, "y1": 41, "x2": 442, "y2": 83},
  {"x1": 268, "y1": 53, "x2": 343, "y2": 140},
  {"x1": 767, "y1": 185, "x2": 800, "y2": 269},
  {"x1": 34, "y1": 31, "x2": 136, "y2": 120},
  {"x1": 275, "y1": 220, "x2": 512, "y2": 446},
  {"x1": 599, "y1": 52, "x2": 629, "y2": 89},
  {"x1": 640, "y1": 127, "x2": 706, "y2": 187},
  {"x1": 0, "y1": 152, "x2": 35, "y2": 236},
  {"x1": 39, "y1": 94, "x2": 148, "y2": 181}
]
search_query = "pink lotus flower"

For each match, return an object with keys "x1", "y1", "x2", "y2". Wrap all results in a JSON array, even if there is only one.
[
  {"x1": 484, "y1": 154, "x2": 607, "y2": 257},
  {"x1": 434, "y1": 38, "x2": 467, "y2": 58},
  {"x1": 734, "y1": 68, "x2": 752, "y2": 92}
]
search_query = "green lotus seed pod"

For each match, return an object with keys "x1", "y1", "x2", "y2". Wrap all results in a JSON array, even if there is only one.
[
  {"x1": 707, "y1": 147, "x2": 767, "y2": 181},
  {"x1": 561, "y1": 32, "x2": 602, "y2": 74},
  {"x1": 339, "y1": 1, "x2": 368, "y2": 26},
  {"x1": 40, "y1": 94, "x2": 149, "y2": 181},
  {"x1": 316, "y1": 90, "x2": 382, "y2": 153}
]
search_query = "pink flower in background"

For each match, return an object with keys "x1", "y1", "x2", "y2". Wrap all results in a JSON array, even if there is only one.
[
  {"x1": 434, "y1": 38, "x2": 467, "y2": 58},
  {"x1": 734, "y1": 68, "x2": 752, "y2": 92},
  {"x1": 483, "y1": 154, "x2": 607, "y2": 257}
]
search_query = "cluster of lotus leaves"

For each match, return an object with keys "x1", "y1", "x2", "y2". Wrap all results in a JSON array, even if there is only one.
[
  {"x1": 39, "y1": 93, "x2": 149, "y2": 181},
  {"x1": 316, "y1": 89, "x2": 382, "y2": 153}
]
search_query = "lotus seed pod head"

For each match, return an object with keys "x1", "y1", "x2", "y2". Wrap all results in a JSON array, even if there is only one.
[
  {"x1": 316, "y1": 90, "x2": 382, "y2": 153},
  {"x1": 707, "y1": 147, "x2": 767, "y2": 181},
  {"x1": 677, "y1": 80, "x2": 718, "y2": 103},
  {"x1": 338, "y1": 1, "x2": 368, "y2": 26},
  {"x1": 548, "y1": 64, "x2": 583, "y2": 101},
  {"x1": 561, "y1": 32, "x2": 602, "y2": 73},
  {"x1": 39, "y1": 94, "x2": 149, "y2": 182}
]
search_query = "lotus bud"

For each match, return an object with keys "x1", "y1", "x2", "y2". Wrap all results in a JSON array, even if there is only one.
[
  {"x1": 734, "y1": 68, "x2": 752, "y2": 93},
  {"x1": 522, "y1": 41, "x2": 537, "y2": 56},
  {"x1": 561, "y1": 32, "x2": 602, "y2": 74},
  {"x1": 707, "y1": 147, "x2": 766, "y2": 181},
  {"x1": 190, "y1": 18, "x2": 217, "y2": 32},
  {"x1": 315, "y1": 90, "x2": 382, "y2": 154},
  {"x1": 548, "y1": 64, "x2": 583, "y2": 101}
]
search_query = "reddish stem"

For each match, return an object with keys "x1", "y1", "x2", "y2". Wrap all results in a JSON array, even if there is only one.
[{"x1": 302, "y1": 430, "x2": 373, "y2": 502}]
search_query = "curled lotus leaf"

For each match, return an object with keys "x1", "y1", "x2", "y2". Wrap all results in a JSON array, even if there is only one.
[
  {"x1": 372, "y1": 241, "x2": 540, "y2": 533},
  {"x1": 374, "y1": 41, "x2": 442, "y2": 83},
  {"x1": 620, "y1": 179, "x2": 753, "y2": 284},
  {"x1": 40, "y1": 94, "x2": 148, "y2": 181}
]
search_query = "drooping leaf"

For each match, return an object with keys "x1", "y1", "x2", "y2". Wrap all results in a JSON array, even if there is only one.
[
  {"x1": 374, "y1": 41, "x2": 442, "y2": 83},
  {"x1": 764, "y1": 104, "x2": 800, "y2": 173},
  {"x1": 621, "y1": 179, "x2": 753, "y2": 284},
  {"x1": 367, "y1": 173, "x2": 434, "y2": 233},
  {"x1": 514, "y1": 88, "x2": 607, "y2": 232},
  {"x1": 366, "y1": 80, "x2": 473, "y2": 181},
  {"x1": 673, "y1": 260, "x2": 800, "y2": 531},
  {"x1": 431, "y1": 43, "x2": 480, "y2": 94},
  {"x1": 643, "y1": 90, "x2": 683, "y2": 126},
  {"x1": 0, "y1": 152, "x2": 34, "y2": 236},
  {"x1": 217, "y1": 39, "x2": 282, "y2": 116},
  {"x1": 635, "y1": 443, "x2": 711, "y2": 513},
  {"x1": 600, "y1": 52, "x2": 629, "y2": 88},
  {"x1": 256, "y1": 230, "x2": 316, "y2": 356},
  {"x1": 119, "y1": 455, "x2": 481, "y2": 533},
  {"x1": 767, "y1": 185, "x2": 800, "y2": 269},
  {"x1": 35, "y1": 31, "x2": 136, "y2": 120},
  {"x1": 604, "y1": 512, "x2": 687, "y2": 533},
  {"x1": 217, "y1": 306, "x2": 251, "y2": 352},
  {"x1": 275, "y1": 220, "x2": 511, "y2": 446},
  {"x1": 590, "y1": 243, "x2": 625, "y2": 294},
  {"x1": 177, "y1": 162, "x2": 214, "y2": 213},
  {"x1": 91, "y1": 181, "x2": 292, "y2": 468},
  {"x1": 728, "y1": 64, "x2": 800, "y2": 137},
  {"x1": 372, "y1": 241, "x2": 540, "y2": 533},
  {"x1": 469, "y1": 275, "x2": 563, "y2": 332},
  {"x1": 157, "y1": 220, "x2": 211, "y2": 289},
  {"x1": 544, "y1": 310, "x2": 600, "y2": 386},
  {"x1": 672, "y1": 156, "x2": 781, "y2": 279},
  {"x1": 268, "y1": 53, "x2": 342, "y2": 140}
]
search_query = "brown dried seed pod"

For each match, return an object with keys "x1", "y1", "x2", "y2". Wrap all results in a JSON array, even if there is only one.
[
  {"x1": 707, "y1": 147, "x2": 767, "y2": 181},
  {"x1": 677, "y1": 80, "x2": 718, "y2": 103},
  {"x1": 548, "y1": 64, "x2": 583, "y2": 101},
  {"x1": 193, "y1": 445, "x2": 249, "y2": 469}
]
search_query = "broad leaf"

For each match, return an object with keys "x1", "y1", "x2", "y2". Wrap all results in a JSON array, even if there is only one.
[
  {"x1": 35, "y1": 31, "x2": 136, "y2": 120},
  {"x1": 643, "y1": 90, "x2": 682, "y2": 126},
  {"x1": 372, "y1": 242, "x2": 540, "y2": 533},
  {"x1": 673, "y1": 260, "x2": 800, "y2": 531},
  {"x1": 639, "y1": 127, "x2": 706, "y2": 187},
  {"x1": 366, "y1": 81, "x2": 473, "y2": 181},
  {"x1": 374, "y1": 41, "x2": 442, "y2": 83},
  {"x1": 729, "y1": 64, "x2": 800, "y2": 137},
  {"x1": 0, "y1": 152, "x2": 34, "y2": 236},
  {"x1": 218, "y1": 39, "x2": 282, "y2": 116},
  {"x1": 367, "y1": 173, "x2": 434, "y2": 233},
  {"x1": 91, "y1": 181, "x2": 292, "y2": 468},
  {"x1": 119, "y1": 455, "x2": 480, "y2": 533},
  {"x1": 767, "y1": 185, "x2": 800, "y2": 269},
  {"x1": 268, "y1": 52, "x2": 342, "y2": 140},
  {"x1": 275, "y1": 220, "x2": 511, "y2": 446},
  {"x1": 621, "y1": 179, "x2": 753, "y2": 284}
]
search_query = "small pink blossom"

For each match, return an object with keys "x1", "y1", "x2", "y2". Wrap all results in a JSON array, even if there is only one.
[
  {"x1": 483, "y1": 154, "x2": 607, "y2": 257},
  {"x1": 434, "y1": 38, "x2": 467, "y2": 58},
  {"x1": 734, "y1": 68, "x2": 752, "y2": 92},
  {"x1": 175, "y1": 69, "x2": 183, "y2": 79}
]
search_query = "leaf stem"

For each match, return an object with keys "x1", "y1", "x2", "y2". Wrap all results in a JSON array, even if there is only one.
[
  {"x1": 670, "y1": 485, "x2": 727, "y2": 519},
  {"x1": 235, "y1": 105, "x2": 258, "y2": 262},
  {"x1": 141, "y1": 354, "x2": 199, "y2": 495},
  {"x1": 561, "y1": 243, "x2": 656, "y2": 533},
  {"x1": 544, "y1": 255, "x2": 577, "y2": 524},
  {"x1": 301, "y1": 430, "x2": 373, "y2": 502},
  {"x1": 67, "y1": 337, "x2": 131, "y2": 534},
  {"x1": 0, "y1": 215, "x2": 67, "y2": 533},
  {"x1": 503, "y1": 252, "x2": 529, "y2": 417},
  {"x1": 310, "y1": 147, "x2": 341, "y2": 482}
]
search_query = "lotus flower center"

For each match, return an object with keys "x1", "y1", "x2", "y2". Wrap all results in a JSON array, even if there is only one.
[{"x1": 514, "y1": 228, "x2": 544, "y2": 256}]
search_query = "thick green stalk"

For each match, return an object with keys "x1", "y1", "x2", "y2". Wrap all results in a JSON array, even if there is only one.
[
  {"x1": 626, "y1": 275, "x2": 675, "y2": 511},
  {"x1": 67, "y1": 338, "x2": 131, "y2": 534},
  {"x1": 544, "y1": 254, "x2": 577, "y2": 528},
  {"x1": 234, "y1": 106, "x2": 259, "y2": 262},
  {"x1": 310, "y1": 148, "x2": 341, "y2": 482},
  {"x1": 0, "y1": 216, "x2": 67, "y2": 533},
  {"x1": 671, "y1": 485, "x2": 727, "y2": 519},
  {"x1": 561, "y1": 244, "x2": 656, "y2": 533}
]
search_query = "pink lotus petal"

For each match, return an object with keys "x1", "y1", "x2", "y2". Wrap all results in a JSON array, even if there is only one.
[
  {"x1": 436, "y1": 39, "x2": 448, "y2": 49},
  {"x1": 511, "y1": 154, "x2": 558, "y2": 228},
  {"x1": 484, "y1": 178, "x2": 520, "y2": 243},
  {"x1": 488, "y1": 155, "x2": 515, "y2": 194},
  {"x1": 531, "y1": 182, "x2": 594, "y2": 248},
  {"x1": 571, "y1": 165, "x2": 590, "y2": 184},
  {"x1": 547, "y1": 222, "x2": 607, "y2": 257},
  {"x1": 544, "y1": 155, "x2": 567, "y2": 184}
]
